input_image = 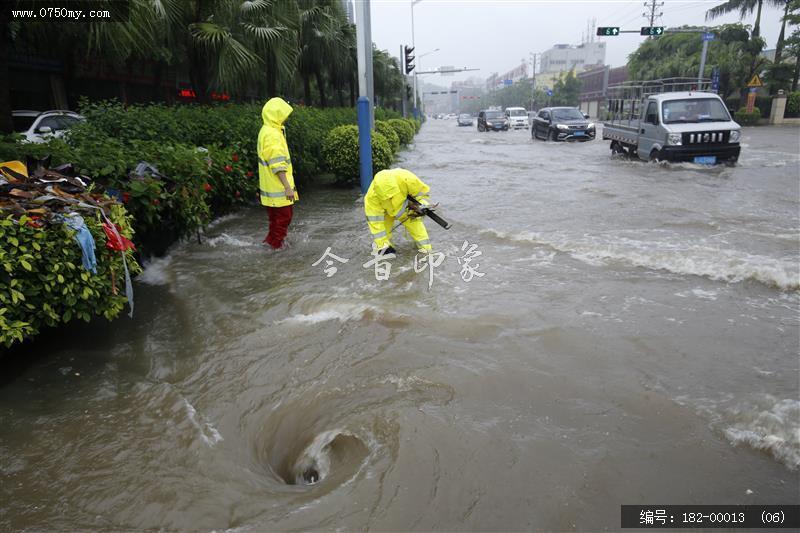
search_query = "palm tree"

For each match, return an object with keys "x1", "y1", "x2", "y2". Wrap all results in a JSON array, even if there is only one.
[
  {"x1": 706, "y1": 0, "x2": 784, "y2": 38},
  {"x1": 295, "y1": 0, "x2": 347, "y2": 107}
]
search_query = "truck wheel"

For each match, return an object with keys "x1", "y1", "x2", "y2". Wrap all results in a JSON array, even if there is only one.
[
  {"x1": 649, "y1": 149, "x2": 663, "y2": 162},
  {"x1": 610, "y1": 141, "x2": 624, "y2": 154}
]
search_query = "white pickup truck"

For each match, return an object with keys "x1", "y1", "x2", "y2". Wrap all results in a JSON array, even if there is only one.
[{"x1": 602, "y1": 79, "x2": 741, "y2": 165}]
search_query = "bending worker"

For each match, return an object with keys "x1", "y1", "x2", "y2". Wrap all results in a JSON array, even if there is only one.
[
  {"x1": 364, "y1": 168, "x2": 433, "y2": 255},
  {"x1": 258, "y1": 97, "x2": 298, "y2": 249}
]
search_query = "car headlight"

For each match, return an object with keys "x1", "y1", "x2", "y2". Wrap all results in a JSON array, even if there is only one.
[
  {"x1": 729, "y1": 130, "x2": 741, "y2": 143},
  {"x1": 587, "y1": 123, "x2": 595, "y2": 130},
  {"x1": 557, "y1": 124, "x2": 569, "y2": 130},
  {"x1": 667, "y1": 133, "x2": 682, "y2": 146}
]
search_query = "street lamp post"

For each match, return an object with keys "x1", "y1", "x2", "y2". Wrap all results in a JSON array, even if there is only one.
[{"x1": 411, "y1": 0, "x2": 422, "y2": 118}]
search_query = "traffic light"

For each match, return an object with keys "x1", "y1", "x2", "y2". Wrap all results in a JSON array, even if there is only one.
[
  {"x1": 404, "y1": 45, "x2": 415, "y2": 74},
  {"x1": 596, "y1": 27, "x2": 619, "y2": 36},
  {"x1": 640, "y1": 26, "x2": 664, "y2": 36}
]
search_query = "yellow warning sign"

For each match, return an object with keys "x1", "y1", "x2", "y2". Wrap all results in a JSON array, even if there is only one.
[{"x1": 746, "y1": 74, "x2": 763, "y2": 88}]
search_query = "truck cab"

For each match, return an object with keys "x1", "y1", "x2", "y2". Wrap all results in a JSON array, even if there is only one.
[{"x1": 602, "y1": 79, "x2": 741, "y2": 165}]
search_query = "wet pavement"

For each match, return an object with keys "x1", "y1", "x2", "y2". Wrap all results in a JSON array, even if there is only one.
[{"x1": 1, "y1": 120, "x2": 798, "y2": 531}]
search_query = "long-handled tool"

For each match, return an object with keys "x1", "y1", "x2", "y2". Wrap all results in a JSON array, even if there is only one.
[{"x1": 405, "y1": 195, "x2": 452, "y2": 229}]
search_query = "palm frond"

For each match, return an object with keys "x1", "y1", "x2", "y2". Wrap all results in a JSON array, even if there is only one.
[{"x1": 190, "y1": 22, "x2": 230, "y2": 48}]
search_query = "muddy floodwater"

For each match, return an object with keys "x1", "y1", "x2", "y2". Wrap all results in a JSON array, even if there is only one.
[{"x1": 1, "y1": 121, "x2": 799, "y2": 531}]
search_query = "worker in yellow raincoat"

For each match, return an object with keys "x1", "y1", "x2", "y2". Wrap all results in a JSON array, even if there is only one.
[
  {"x1": 364, "y1": 168, "x2": 433, "y2": 254},
  {"x1": 258, "y1": 97, "x2": 298, "y2": 249}
]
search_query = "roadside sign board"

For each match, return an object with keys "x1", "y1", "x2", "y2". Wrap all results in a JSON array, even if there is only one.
[
  {"x1": 504, "y1": 79, "x2": 513, "y2": 86},
  {"x1": 546, "y1": 89, "x2": 553, "y2": 97},
  {"x1": 746, "y1": 74, "x2": 763, "y2": 88},
  {"x1": 702, "y1": 32, "x2": 715, "y2": 41}
]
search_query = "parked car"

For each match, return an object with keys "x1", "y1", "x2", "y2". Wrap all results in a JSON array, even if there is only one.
[
  {"x1": 477, "y1": 109, "x2": 509, "y2": 132},
  {"x1": 12, "y1": 110, "x2": 85, "y2": 143},
  {"x1": 531, "y1": 107, "x2": 595, "y2": 141},
  {"x1": 504, "y1": 107, "x2": 529, "y2": 129},
  {"x1": 457, "y1": 113, "x2": 474, "y2": 126}
]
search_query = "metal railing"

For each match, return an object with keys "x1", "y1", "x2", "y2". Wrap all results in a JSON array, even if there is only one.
[{"x1": 604, "y1": 77, "x2": 713, "y2": 126}]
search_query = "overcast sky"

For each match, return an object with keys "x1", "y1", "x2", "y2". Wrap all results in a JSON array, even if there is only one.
[{"x1": 367, "y1": 0, "x2": 787, "y2": 83}]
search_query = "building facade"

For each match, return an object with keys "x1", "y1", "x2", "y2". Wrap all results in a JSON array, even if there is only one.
[
  {"x1": 540, "y1": 42, "x2": 606, "y2": 74},
  {"x1": 577, "y1": 65, "x2": 628, "y2": 118}
]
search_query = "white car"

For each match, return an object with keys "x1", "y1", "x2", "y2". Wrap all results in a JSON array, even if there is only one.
[
  {"x1": 12, "y1": 110, "x2": 85, "y2": 143},
  {"x1": 504, "y1": 107, "x2": 529, "y2": 129}
]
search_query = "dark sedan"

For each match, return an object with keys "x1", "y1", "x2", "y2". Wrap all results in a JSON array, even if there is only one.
[
  {"x1": 457, "y1": 113, "x2": 474, "y2": 126},
  {"x1": 531, "y1": 107, "x2": 595, "y2": 141},
  {"x1": 477, "y1": 110, "x2": 508, "y2": 132}
]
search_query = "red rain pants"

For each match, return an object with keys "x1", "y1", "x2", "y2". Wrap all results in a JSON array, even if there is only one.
[{"x1": 264, "y1": 205, "x2": 293, "y2": 249}]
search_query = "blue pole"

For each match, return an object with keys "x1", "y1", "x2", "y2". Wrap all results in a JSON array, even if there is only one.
[{"x1": 357, "y1": 96, "x2": 372, "y2": 194}]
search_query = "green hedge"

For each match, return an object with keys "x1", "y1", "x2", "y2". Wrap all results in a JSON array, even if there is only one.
[
  {"x1": 388, "y1": 119, "x2": 414, "y2": 145},
  {"x1": 375, "y1": 120, "x2": 400, "y2": 155},
  {"x1": 0, "y1": 208, "x2": 140, "y2": 347},
  {"x1": 321, "y1": 125, "x2": 394, "y2": 181},
  {"x1": 786, "y1": 91, "x2": 800, "y2": 117},
  {"x1": 734, "y1": 107, "x2": 761, "y2": 126}
]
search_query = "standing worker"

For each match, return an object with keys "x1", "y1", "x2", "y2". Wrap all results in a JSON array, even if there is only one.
[
  {"x1": 364, "y1": 168, "x2": 433, "y2": 255},
  {"x1": 258, "y1": 97, "x2": 298, "y2": 249}
]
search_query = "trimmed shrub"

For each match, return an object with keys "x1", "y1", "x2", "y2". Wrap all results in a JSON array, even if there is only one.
[
  {"x1": 734, "y1": 107, "x2": 761, "y2": 126},
  {"x1": 375, "y1": 120, "x2": 400, "y2": 155},
  {"x1": 388, "y1": 118, "x2": 414, "y2": 145},
  {"x1": 322, "y1": 125, "x2": 394, "y2": 181}
]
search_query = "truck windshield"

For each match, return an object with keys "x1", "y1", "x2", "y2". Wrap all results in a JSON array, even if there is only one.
[
  {"x1": 507, "y1": 109, "x2": 526, "y2": 116},
  {"x1": 662, "y1": 98, "x2": 730, "y2": 124}
]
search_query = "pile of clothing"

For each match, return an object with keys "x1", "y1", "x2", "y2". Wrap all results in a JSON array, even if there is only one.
[{"x1": 1, "y1": 159, "x2": 136, "y2": 317}]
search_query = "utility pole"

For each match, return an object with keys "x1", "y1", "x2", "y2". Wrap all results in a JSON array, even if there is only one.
[
  {"x1": 644, "y1": 0, "x2": 664, "y2": 39},
  {"x1": 411, "y1": 0, "x2": 420, "y2": 118}
]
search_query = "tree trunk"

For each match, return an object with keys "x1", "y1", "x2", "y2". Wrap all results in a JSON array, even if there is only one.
[
  {"x1": 302, "y1": 73, "x2": 312, "y2": 106},
  {"x1": 314, "y1": 69, "x2": 327, "y2": 108},
  {"x1": 753, "y1": 0, "x2": 763, "y2": 38},
  {"x1": 0, "y1": 12, "x2": 12, "y2": 134},
  {"x1": 189, "y1": 44, "x2": 211, "y2": 104},
  {"x1": 774, "y1": 2, "x2": 790, "y2": 63},
  {"x1": 266, "y1": 52, "x2": 277, "y2": 97},
  {"x1": 792, "y1": 53, "x2": 800, "y2": 91},
  {"x1": 349, "y1": 75, "x2": 356, "y2": 107}
]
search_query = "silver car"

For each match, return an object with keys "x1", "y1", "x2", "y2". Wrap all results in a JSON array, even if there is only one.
[{"x1": 12, "y1": 110, "x2": 85, "y2": 143}]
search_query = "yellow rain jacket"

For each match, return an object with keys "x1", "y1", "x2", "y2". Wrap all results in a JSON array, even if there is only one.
[
  {"x1": 364, "y1": 168, "x2": 432, "y2": 252},
  {"x1": 257, "y1": 97, "x2": 298, "y2": 207}
]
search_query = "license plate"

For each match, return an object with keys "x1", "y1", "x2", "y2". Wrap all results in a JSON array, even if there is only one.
[
  {"x1": 693, "y1": 155, "x2": 717, "y2": 165},
  {"x1": 573, "y1": 131, "x2": 585, "y2": 137}
]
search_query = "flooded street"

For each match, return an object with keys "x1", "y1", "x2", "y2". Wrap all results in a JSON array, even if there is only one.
[{"x1": 2, "y1": 120, "x2": 799, "y2": 531}]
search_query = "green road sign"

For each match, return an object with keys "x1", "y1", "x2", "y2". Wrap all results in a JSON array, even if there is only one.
[
  {"x1": 596, "y1": 27, "x2": 620, "y2": 36},
  {"x1": 640, "y1": 26, "x2": 664, "y2": 36}
]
